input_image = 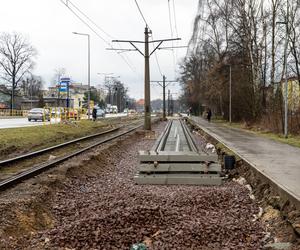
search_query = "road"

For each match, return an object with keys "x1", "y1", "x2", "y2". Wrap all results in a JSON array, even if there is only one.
[
  {"x1": 0, "y1": 113, "x2": 129, "y2": 129},
  {"x1": 0, "y1": 118, "x2": 60, "y2": 129}
]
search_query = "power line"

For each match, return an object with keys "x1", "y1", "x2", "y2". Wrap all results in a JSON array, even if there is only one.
[
  {"x1": 134, "y1": 0, "x2": 150, "y2": 28},
  {"x1": 60, "y1": 0, "x2": 109, "y2": 46},
  {"x1": 59, "y1": 0, "x2": 141, "y2": 78},
  {"x1": 151, "y1": 34, "x2": 163, "y2": 76},
  {"x1": 67, "y1": 0, "x2": 114, "y2": 40},
  {"x1": 167, "y1": 0, "x2": 174, "y2": 39},
  {"x1": 133, "y1": 0, "x2": 163, "y2": 76},
  {"x1": 172, "y1": 0, "x2": 179, "y2": 38},
  {"x1": 167, "y1": 0, "x2": 177, "y2": 76},
  {"x1": 172, "y1": 0, "x2": 179, "y2": 66}
]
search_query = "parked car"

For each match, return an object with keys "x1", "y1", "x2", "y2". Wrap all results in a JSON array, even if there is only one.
[
  {"x1": 28, "y1": 108, "x2": 50, "y2": 122},
  {"x1": 96, "y1": 108, "x2": 105, "y2": 118}
]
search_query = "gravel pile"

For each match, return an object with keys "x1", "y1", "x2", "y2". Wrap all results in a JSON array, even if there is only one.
[{"x1": 3, "y1": 122, "x2": 266, "y2": 249}]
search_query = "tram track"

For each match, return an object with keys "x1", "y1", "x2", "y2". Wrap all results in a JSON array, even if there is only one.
[{"x1": 0, "y1": 119, "x2": 149, "y2": 191}]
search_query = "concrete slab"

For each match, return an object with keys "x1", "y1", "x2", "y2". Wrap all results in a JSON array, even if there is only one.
[
  {"x1": 134, "y1": 173, "x2": 223, "y2": 185},
  {"x1": 190, "y1": 116, "x2": 300, "y2": 205},
  {"x1": 139, "y1": 151, "x2": 218, "y2": 162},
  {"x1": 139, "y1": 163, "x2": 221, "y2": 172}
]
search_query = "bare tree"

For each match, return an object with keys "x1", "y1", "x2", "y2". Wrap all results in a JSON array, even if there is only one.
[
  {"x1": 51, "y1": 67, "x2": 66, "y2": 86},
  {"x1": 21, "y1": 74, "x2": 44, "y2": 99},
  {"x1": 0, "y1": 32, "x2": 37, "y2": 113}
]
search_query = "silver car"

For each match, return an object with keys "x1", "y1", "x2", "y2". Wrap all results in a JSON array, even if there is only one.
[{"x1": 28, "y1": 108, "x2": 50, "y2": 122}]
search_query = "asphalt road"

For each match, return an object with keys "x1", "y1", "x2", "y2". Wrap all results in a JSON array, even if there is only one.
[
  {"x1": 0, "y1": 113, "x2": 129, "y2": 129},
  {"x1": 0, "y1": 118, "x2": 59, "y2": 129}
]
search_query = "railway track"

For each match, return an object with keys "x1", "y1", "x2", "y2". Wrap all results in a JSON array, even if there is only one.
[
  {"x1": 0, "y1": 119, "x2": 149, "y2": 191},
  {"x1": 135, "y1": 118, "x2": 223, "y2": 185}
]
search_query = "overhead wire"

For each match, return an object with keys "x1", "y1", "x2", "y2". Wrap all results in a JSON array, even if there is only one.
[
  {"x1": 151, "y1": 34, "x2": 163, "y2": 77},
  {"x1": 133, "y1": 0, "x2": 164, "y2": 77},
  {"x1": 134, "y1": 0, "x2": 150, "y2": 28},
  {"x1": 167, "y1": 0, "x2": 177, "y2": 77},
  {"x1": 172, "y1": 0, "x2": 179, "y2": 66},
  {"x1": 59, "y1": 0, "x2": 141, "y2": 79},
  {"x1": 67, "y1": 0, "x2": 141, "y2": 77},
  {"x1": 60, "y1": 0, "x2": 110, "y2": 46},
  {"x1": 172, "y1": 0, "x2": 179, "y2": 38},
  {"x1": 67, "y1": 0, "x2": 114, "y2": 40}
]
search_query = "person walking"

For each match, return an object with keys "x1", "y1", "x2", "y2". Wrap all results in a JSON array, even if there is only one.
[
  {"x1": 92, "y1": 107, "x2": 97, "y2": 121},
  {"x1": 207, "y1": 108, "x2": 212, "y2": 122}
]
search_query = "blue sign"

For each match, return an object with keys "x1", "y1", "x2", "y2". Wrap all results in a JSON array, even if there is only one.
[{"x1": 59, "y1": 77, "x2": 70, "y2": 92}]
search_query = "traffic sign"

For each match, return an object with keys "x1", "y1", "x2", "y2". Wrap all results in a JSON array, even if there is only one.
[{"x1": 59, "y1": 77, "x2": 70, "y2": 92}]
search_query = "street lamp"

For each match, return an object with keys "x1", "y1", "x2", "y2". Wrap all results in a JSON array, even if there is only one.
[{"x1": 73, "y1": 32, "x2": 91, "y2": 119}]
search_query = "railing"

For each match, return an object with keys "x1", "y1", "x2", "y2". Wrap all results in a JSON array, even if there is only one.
[{"x1": 0, "y1": 109, "x2": 29, "y2": 117}]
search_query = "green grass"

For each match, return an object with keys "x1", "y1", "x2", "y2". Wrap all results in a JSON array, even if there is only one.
[
  {"x1": 212, "y1": 118, "x2": 300, "y2": 148},
  {"x1": 0, "y1": 118, "x2": 131, "y2": 159}
]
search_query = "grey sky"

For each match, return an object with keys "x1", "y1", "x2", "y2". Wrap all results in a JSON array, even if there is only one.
[{"x1": 0, "y1": 0, "x2": 198, "y2": 100}]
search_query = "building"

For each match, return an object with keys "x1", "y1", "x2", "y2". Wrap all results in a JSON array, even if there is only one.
[
  {"x1": 281, "y1": 77, "x2": 300, "y2": 111},
  {"x1": 0, "y1": 84, "x2": 10, "y2": 108}
]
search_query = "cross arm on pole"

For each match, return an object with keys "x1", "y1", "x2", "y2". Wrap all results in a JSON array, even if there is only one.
[
  {"x1": 149, "y1": 38, "x2": 181, "y2": 56},
  {"x1": 112, "y1": 39, "x2": 144, "y2": 43},
  {"x1": 158, "y1": 45, "x2": 188, "y2": 50},
  {"x1": 129, "y1": 42, "x2": 144, "y2": 56},
  {"x1": 150, "y1": 81, "x2": 163, "y2": 87},
  {"x1": 111, "y1": 40, "x2": 144, "y2": 56},
  {"x1": 150, "y1": 41, "x2": 163, "y2": 56},
  {"x1": 149, "y1": 38, "x2": 181, "y2": 43},
  {"x1": 106, "y1": 48, "x2": 137, "y2": 52}
]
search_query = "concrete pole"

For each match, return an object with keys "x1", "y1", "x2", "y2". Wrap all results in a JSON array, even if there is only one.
[
  {"x1": 229, "y1": 65, "x2": 232, "y2": 124},
  {"x1": 168, "y1": 89, "x2": 170, "y2": 116},
  {"x1": 144, "y1": 26, "x2": 151, "y2": 130},
  {"x1": 284, "y1": 1, "x2": 289, "y2": 138},
  {"x1": 163, "y1": 75, "x2": 166, "y2": 120},
  {"x1": 87, "y1": 34, "x2": 91, "y2": 120}
]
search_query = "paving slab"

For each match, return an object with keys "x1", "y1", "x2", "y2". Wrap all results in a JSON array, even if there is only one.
[{"x1": 190, "y1": 116, "x2": 300, "y2": 205}]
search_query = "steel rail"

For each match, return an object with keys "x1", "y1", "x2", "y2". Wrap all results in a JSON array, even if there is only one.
[
  {"x1": 0, "y1": 123, "x2": 144, "y2": 191},
  {"x1": 0, "y1": 118, "x2": 144, "y2": 168},
  {"x1": 156, "y1": 120, "x2": 173, "y2": 152},
  {"x1": 0, "y1": 127, "x2": 120, "y2": 168},
  {"x1": 180, "y1": 119, "x2": 199, "y2": 152}
]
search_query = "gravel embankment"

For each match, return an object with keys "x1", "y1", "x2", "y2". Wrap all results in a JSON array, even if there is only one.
[{"x1": 1, "y1": 122, "x2": 266, "y2": 249}]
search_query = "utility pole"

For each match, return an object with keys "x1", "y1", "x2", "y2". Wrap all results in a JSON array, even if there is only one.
[
  {"x1": 110, "y1": 27, "x2": 180, "y2": 130},
  {"x1": 229, "y1": 65, "x2": 232, "y2": 124},
  {"x1": 167, "y1": 89, "x2": 170, "y2": 116},
  {"x1": 151, "y1": 75, "x2": 177, "y2": 120},
  {"x1": 277, "y1": 0, "x2": 289, "y2": 138},
  {"x1": 144, "y1": 27, "x2": 151, "y2": 129}
]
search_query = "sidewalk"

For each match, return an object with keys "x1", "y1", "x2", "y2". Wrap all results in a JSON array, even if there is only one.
[{"x1": 191, "y1": 116, "x2": 300, "y2": 205}]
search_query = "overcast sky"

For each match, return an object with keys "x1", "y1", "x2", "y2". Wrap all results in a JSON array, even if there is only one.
[{"x1": 0, "y1": 0, "x2": 198, "y2": 100}]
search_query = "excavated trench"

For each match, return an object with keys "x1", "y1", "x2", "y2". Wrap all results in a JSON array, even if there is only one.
[{"x1": 188, "y1": 119, "x2": 300, "y2": 249}]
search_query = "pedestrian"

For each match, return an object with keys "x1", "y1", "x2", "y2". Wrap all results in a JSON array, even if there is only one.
[
  {"x1": 207, "y1": 108, "x2": 212, "y2": 122},
  {"x1": 188, "y1": 107, "x2": 192, "y2": 116},
  {"x1": 92, "y1": 107, "x2": 97, "y2": 121}
]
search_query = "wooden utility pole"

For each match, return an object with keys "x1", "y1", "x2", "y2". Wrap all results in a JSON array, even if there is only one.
[
  {"x1": 110, "y1": 27, "x2": 180, "y2": 130},
  {"x1": 151, "y1": 75, "x2": 176, "y2": 120}
]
